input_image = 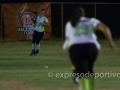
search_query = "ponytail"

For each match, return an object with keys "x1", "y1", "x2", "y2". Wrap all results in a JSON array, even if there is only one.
[{"x1": 70, "y1": 7, "x2": 85, "y2": 27}]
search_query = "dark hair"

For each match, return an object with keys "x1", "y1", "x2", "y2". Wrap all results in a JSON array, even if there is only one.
[
  {"x1": 41, "y1": 8, "x2": 45, "y2": 11},
  {"x1": 70, "y1": 7, "x2": 85, "y2": 27}
]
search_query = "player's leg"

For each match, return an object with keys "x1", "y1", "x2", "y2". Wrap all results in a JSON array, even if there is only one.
[
  {"x1": 69, "y1": 44, "x2": 98, "y2": 90},
  {"x1": 79, "y1": 43, "x2": 98, "y2": 90},
  {"x1": 72, "y1": 59, "x2": 90, "y2": 90},
  {"x1": 72, "y1": 65, "x2": 79, "y2": 84},
  {"x1": 88, "y1": 43, "x2": 98, "y2": 90},
  {"x1": 77, "y1": 59, "x2": 90, "y2": 90},
  {"x1": 35, "y1": 32, "x2": 44, "y2": 55},
  {"x1": 69, "y1": 44, "x2": 90, "y2": 90},
  {"x1": 30, "y1": 30, "x2": 37, "y2": 56}
]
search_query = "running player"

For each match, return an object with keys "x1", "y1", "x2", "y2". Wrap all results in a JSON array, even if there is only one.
[
  {"x1": 30, "y1": 8, "x2": 50, "y2": 56},
  {"x1": 63, "y1": 7, "x2": 115, "y2": 90}
]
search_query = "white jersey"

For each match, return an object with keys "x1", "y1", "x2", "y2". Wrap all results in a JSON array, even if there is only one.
[
  {"x1": 63, "y1": 17, "x2": 101, "y2": 50},
  {"x1": 35, "y1": 15, "x2": 48, "y2": 32}
]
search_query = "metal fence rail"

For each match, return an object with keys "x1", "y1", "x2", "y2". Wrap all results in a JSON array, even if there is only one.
[
  {"x1": 1, "y1": 2, "x2": 120, "y2": 39},
  {"x1": 51, "y1": 2, "x2": 120, "y2": 38}
]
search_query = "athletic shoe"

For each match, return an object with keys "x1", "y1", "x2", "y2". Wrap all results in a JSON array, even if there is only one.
[
  {"x1": 73, "y1": 70, "x2": 79, "y2": 84},
  {"x1": 34, "y1": 50, "x2": 39, "y2": 55},
  {"x1": 30, "y1": 50, "x2": 35, "y2": 56}
]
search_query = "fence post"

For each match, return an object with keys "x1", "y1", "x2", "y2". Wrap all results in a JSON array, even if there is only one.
[
  {"x1": 0, "y1": 3, "x2": 1, "y2": 39},
  {"x1": 95, "y1": 3, "x2": 96, "y2": 18},
  {"x1": 94, "y1": 3, "x2": 96, "y2": 33},
  {"x1": 61, "y1": 3, "x2": 64, "y2": 38},
  {"x1": 0, "y1": 3, "x2": 4, "y2": 40}
]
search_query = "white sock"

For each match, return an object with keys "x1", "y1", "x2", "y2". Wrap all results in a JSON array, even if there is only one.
[
  {"x1": 75, "y1": 77, "x2": 79, "y2": 83},
  {"x1": 32, "y1": 43, "x2": 35, "y2": 50},
  {"x1": 36, "y1": 44, "x2": 40, "y2": 51}
]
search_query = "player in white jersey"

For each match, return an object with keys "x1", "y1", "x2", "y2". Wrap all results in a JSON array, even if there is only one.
[
  {"x1": 30, "y1": 9, "x2": 50, "y2": 56},
  {"x1": 63, "y1": 7, "x2": 115, "y2": 90},
  {"x1": 63, "y1": 21, "x2": 101, "y2": 50}
]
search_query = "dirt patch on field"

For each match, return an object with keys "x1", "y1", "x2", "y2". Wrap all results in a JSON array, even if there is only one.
[
  {"x1": 0, "y1": 80, "x2": 77, "y2": 90},
  {"x1": 0, "y1": 80, "x2": 118, "y2": 90}
]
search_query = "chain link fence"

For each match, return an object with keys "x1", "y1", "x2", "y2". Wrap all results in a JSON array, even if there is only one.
[
  {"x1": 52, "y1": 2, "x2": 120, "y2": 39},
  {"x1": 1, "y1": 2, "x2": 120, "y2": 39},
  {"x1": 0, "y1": 3, "x2": 1, "y2": 39}
]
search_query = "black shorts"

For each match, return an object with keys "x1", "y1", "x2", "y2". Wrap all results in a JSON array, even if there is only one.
[
  {"x1": 69, "y1": 43, "x2": 98, "y2": 77},
  {"x1": 32, "y1": 30, "x2": 44, "y2": 44}
]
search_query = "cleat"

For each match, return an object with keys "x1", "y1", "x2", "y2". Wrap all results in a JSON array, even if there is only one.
[
  {"x1": 30, "y1": 50, "x2": 35, "y2": 56},
  {"x1": 73, "y1": 70, "x2": 79, "y2": 84},
  {"x1": 34, "y1": 50, "x2": 39, "y2": 55}
]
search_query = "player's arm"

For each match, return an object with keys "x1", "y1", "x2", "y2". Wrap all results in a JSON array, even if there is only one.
[
  {"x1": 62, "y1": 22, "x2": 70, "y2": 50},
  {"x1": 40, "y1": 17, "x2": 50, "y2": 26},
  {"x1": 40, "y1": 22, "x2": 50, "y2": 26},
  {"x1": 96, "y1": 22, "x2": 116, "y2": 50}
]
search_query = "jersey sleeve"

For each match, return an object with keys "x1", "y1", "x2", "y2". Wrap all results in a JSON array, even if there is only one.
[
  {"x1": 62, "y1": 22, "x2": 70, "y2": 50},
  {"x1": 36, "y1": 16, "x2": 39, "y2": 22},
  {"x1": 90, "y1": 18, "x2": 100, "y2": 27},
  {"x1": 44, "y1": 17, "x2": 49, "y2": 23},
  {"x1": 65, "y1": 22, "x2": 70, "y2": 38}
]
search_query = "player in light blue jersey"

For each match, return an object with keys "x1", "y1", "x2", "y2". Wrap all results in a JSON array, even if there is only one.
[
  {"x1": 30, "y1": 8, "x2": 50, "y2": 56},
  {"x1": 63, "y1": 7, "x2": 115, "y2": 90}
]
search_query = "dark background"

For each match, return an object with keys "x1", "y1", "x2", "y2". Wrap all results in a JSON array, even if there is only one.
[
  {"x1": 1, "y1": 0, "x2": 120, "y2": 39},
  {"x1": 52, "y1": 3, "x2": 120, "y2": 38},
  {"x1": 0, "y1": 0, "x2": 119, "y2": 3}
]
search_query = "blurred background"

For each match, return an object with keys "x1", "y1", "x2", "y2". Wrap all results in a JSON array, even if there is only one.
[{"x1": 0, "y1": 1, "x2": 120, "y2": 40}]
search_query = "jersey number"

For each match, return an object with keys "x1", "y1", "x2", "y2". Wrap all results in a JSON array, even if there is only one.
[{"x1": 74, "y1": 24, "x2": 88, "y2": 36}]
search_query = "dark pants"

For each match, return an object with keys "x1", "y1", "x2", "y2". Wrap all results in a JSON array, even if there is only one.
[
  {"x1": 32, "y1": 30, "x2": 44, "y2": 44},
  {"x1": 69, "y1": 43, "x2": 98, "y2": 78}
]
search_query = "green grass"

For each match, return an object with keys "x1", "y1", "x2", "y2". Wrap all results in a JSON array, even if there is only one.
[{"x1": 0, "y1": 38, "x2": 120, "y2": 90}]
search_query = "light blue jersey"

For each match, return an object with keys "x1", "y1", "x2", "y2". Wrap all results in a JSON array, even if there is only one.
[{"x1": 35, "y1": 16, "x2": 48, "y2": 32}]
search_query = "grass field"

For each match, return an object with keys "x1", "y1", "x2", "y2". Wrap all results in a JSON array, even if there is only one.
[{"x1": 0, "y1": 38, "x2": 120, "y2": 90}]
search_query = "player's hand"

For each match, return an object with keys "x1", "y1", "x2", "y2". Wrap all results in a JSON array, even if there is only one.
[
  {"x1": 109, "y1": 41, "x2": 116, "y2": 50},
  {"x1": 40, "y1": 23, "x2": 44, "y2": 26}
]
